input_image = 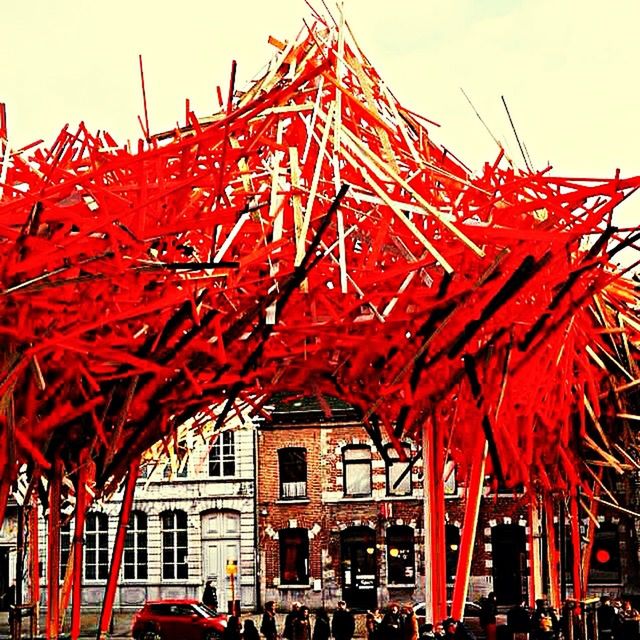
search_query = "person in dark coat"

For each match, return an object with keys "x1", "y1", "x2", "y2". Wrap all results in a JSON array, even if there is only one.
[
  {"x1": 313, "y1": 608, "x2": 331, "y2": 640},
  {"x1": 293, "y1": 606, "x2": 312, "y2": 640},
  {"x1": 597, "y1": 596, "x2": 619, "y2": 640},
  {"x1": 261, "y1": 600, "x2": 279, "y2": 640},
  {"x1": 380, "y1": 603, "x2": 404, "y2": 640},
  {"x1": 202, "y1": 580, "x2": 218, "y2": 611},
  {"x1": 244, "y1": 619, "x2": 260, "y2": 640},
  {"x1": 283, "y1": 602, "x2": 301, "y2": 640},
  {"x1": 332, "y1": 600, "x2": 356, "y2": 640},
  {"x1": 480, "y1": 593, "x2": 498, "y2": 640},
  {"x1": 223, "y1": 615, "x2": 242, "y2": 640},
  {"x1": 507, "y1": 599, "x2": 531, "y2": 640}
]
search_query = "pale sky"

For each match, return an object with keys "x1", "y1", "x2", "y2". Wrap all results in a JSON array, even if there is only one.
[{"x1": 2, "y1": 0, "x2": 639, "y2": 183}]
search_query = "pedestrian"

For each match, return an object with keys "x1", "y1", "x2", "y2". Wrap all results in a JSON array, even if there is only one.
[
  {"x1": 443, "y1": 618, "x2": 476, "y2": 640},
  {"x1": 380, "y1": 603, "x2": 404, "y2": 640},
  {"x1": 313, "y1": 608, "x2": 331, "y2": 640},
  {"x1": 531, "y1": 599, "x2": 557, "y2": 640},
  {"x1": 598, "y1": 596, "x2": 619, "y2": 640},
  {"x1": 507, "y1": 599, "x2": 531, "y2": 640},
  {"x1": 293, "y1": 605, "x2": 312, "y2": 640},
  {"x1": 332, "y1": 600, "x2": 356, "y2": 640},
  {"x1": 203, "y1": 580, "x2": 218, "y2": 611},
  {"x1": 261, "y1": 600, "x2": 279, "y2": 640},
  {"x1": 244, "y1": 618, "x2": 261, "y2": 640},
  {"x1": 223, "y1": 615, "x2": 242, "y2": 640},
  {"x1": 480, "y1": 592, "x2": 498, "y2": 640},
  {"x1": 283, "y1": 602, "x2": 301, "y2": 640},
  {"x1": 403, "y1": 606, "x2": 419, "y2": 640},
  {"x1": 366, "y1": 611, "x2": 380, "y2": 640}
]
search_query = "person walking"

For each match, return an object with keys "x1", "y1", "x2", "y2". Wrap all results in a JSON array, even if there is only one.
[
  {"x1": 597, "y1": 595, "x2": 619, "y2": 640},
  {"x1": 293, "y1": 606, "x2": 313, "y2": 640},
  {"x1": 283, "y1": 602, "x2": 301, "y2": 640},
  {"x1": 403, "y1": 606, "x2": 419, "y2": 640},
  {"x1": 202, "y1": 580, "x2": 218, "y2": 611},
  {"x1": 480, "y1": 592, "x2": 498, "y2": 640},
  {"x1": 332, "y1": 600, "x2": 356, "y2": 640},
  {"x1": 507, "y1": 599, "x2": 531, "y2": 640},
  {"x1": 313, "y1": 608, "x2": 331, "y2": 640},
  {"x1": 380, "y1": 603, "x2": 404, "y2": 640},
  {"x1": 244, "y1": 618, "x2": 261, "y2": 640},
  {"x1": 223, "y1": 615, "x2": 243, "y2": 640},
  {"x1": 261, "y1": 600, "x2": 279, "y2": 640}
]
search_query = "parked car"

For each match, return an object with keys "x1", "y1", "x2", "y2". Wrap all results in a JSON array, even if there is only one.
[{"x1": 131, "y1": 599, "x2": 227, "y2": 640}]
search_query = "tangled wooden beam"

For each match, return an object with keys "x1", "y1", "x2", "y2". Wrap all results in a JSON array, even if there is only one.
[{"x1": 0, "y1": 13, "x2": 639, "y2": 637}]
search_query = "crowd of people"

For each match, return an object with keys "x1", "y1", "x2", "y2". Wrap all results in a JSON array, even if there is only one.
[{"x1": 200, "y1": 585, "x2": 640, "y2": 640}]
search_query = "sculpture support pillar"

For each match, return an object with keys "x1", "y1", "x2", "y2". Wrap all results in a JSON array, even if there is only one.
[{"x1": 451, "y1": 439, "x2": 487, "y2": 621}]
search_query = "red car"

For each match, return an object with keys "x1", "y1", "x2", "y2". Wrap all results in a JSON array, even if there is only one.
[{"x1": 131, "y1": 599, "x2": 227, "y2": 640}]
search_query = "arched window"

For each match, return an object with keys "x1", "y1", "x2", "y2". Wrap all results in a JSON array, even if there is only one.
[
  {"x1": 279, "y1": 528, "x2": 309, "y2": 585},
  {"x1": 124, "y1": 511, "x2": 148, "y2": 580},
  {"x1": 278, "y1": 447, "x2": 307, "y2": 499},
  {"x1": 161, "y1": 510, "x2": 188, "y2": 579},
  {"x1": 209, "y1": 431, "x2": 236, "y2": 477},
  {"x1": 343, "y1": 445, "x2": 372, "y2": 497},
  {"x1": 384, "y1": 443, "x2": 412, "y2": 496},
  {"x1": 85, "y1": 512, "x2": 109, "y2": 580},
  {"x1": 386, "y1": 524, "x2": 415, "y2": 586}
]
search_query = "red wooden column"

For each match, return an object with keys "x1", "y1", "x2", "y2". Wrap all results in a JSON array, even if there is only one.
[
  {"x1": 528, "y1": 497, "x2": 543, "y2": 608},
  {"x1": 569, "y1": 492, "x2": 582, "y2": 602},
  {"x1": 544, "y1": 496, "x2": 560, "y2": 610},
  {"x1": 98, "y1": 457, "x2": 139, "y2": 639},
  {"x1": 451, "y1": 438, "x2": 488, "y2": 621},
  {"x1": 29, "y1": 485, "x2": 40, "y2": 638},
  {"x1": 47, "y1": 458, "x2": 63, "y2": 640},
  {"x1": 70, "y1": 457, "x2": 90, "y2": 639},
  {"x1": 423, "y1": 417, "x2": 448, "y2": 625}
]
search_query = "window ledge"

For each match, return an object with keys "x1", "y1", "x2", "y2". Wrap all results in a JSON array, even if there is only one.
[
  {"x1": 276, "y1": 498, "x2": 310, "y2": 504},
  {"x1": 388, "y1": 583, "x2": 417, "y2": 589},
  {"x1": 341, "y1": 495, "x2": 374, "y2": 501},
  {"x1": 277, "y1": 583, "x2": 312, "y2": 590}
]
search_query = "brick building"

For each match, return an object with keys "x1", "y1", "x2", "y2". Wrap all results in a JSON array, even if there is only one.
[{"x1": 256, "y1": 397, "x2": 635, "y2": 612}]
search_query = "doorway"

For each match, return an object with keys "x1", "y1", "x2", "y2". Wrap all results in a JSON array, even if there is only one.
[
  {"x1": 340, "y1": 526, "x2": 377, "y2": 611},
  {"x1": 491, "y1": 524, "x2": 526, "y2": 605},
  {"x1": 201, "y1": 511, "x2": 241, "y2": 613}
]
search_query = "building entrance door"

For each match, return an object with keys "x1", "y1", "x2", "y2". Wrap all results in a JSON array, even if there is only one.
[
  {"x1": 491, "y1": 524, "x2": 526, "y2": 605},
  {"x1": 201, "y1": 511, "x2": 241, "y2": 613},
  {"x1": 340, "y1": 526, "x2": 377, "y2": 611}
]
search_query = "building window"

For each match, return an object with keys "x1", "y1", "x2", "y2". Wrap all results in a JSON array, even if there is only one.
[
  {"x1": 386, "y1": 525, "x2": 415, "y2": 585},
  {"x1": 60, "y1": 521, "x2": 72, "y2": 579},
  {"x1": 85, "y1": 512, "x2": 109, "y2": 581},
  {"x1": 209, "y1": 431, "x2": 236, "y2": 477},
  {"x1": 385, "y1": 443, "x2": 412, "y2": 496},
  {"x1": 590, "y1": 523, "x2": 621, "y2": 584},
  {"x1": 278, "y1": 447, "x2": 307, "y2": 499},
  {"x1": 162, "y1": 510, "x2": 188, "y2": 579},
  {"x1": 124, "y1": 511, "x2": 148, "y2": 580},
  {"x1": 279, "y1": 528, "x2": 309, "y2": 585},
  {"x1": 343, "y1": 445, "x2": 372, "y2": 497}
]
